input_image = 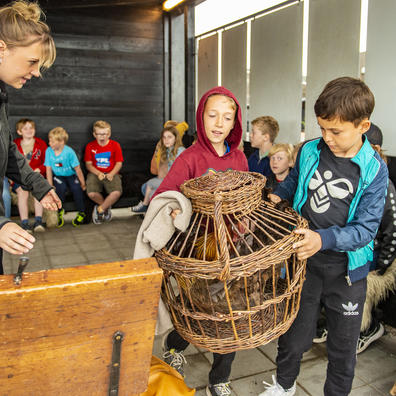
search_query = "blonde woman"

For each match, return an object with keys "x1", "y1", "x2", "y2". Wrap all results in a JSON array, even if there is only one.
[{"x1": 0, "y1": 1, "x2": 61, "y2": 272}]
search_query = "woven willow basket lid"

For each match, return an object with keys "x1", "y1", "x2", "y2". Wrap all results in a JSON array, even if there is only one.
[{"x1": 180, "y1": 170, "x2": 265, "y2": 215}]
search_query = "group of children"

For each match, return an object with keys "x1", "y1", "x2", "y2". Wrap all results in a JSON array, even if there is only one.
[
  {"x1": 248, "y1": 115, "x2": 295, "y2": 189},
  {"x1": 4, "y1": 119, "x2": 123, "y2": 232},
  {"x1": 6, "y1": 75, "x2": 392, "y2": 396},
  {"x1": 140, "y1": 77, "x2": 390, "y2": 396},
  {"x1": 134, "y1": 114, "x2": 296, "y2": 217}
]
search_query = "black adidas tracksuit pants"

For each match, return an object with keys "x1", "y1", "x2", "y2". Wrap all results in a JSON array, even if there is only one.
[{"x1": 276, "y1": 257, "x2": 367, "y2": 396}]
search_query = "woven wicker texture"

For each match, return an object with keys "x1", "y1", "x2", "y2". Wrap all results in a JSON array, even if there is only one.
[{"x1": 155, "y1": 170, "x2": 308, "y2": 353}]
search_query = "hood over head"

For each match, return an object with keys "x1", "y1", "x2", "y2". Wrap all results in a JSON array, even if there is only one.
[{"x1": 196, "y1": 86, "x2": 243, "y2": 156}]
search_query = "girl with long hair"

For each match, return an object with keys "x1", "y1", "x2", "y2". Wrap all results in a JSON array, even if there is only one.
[{"x1": 132, "y1": 125, "x2": 185, "y2": 213}]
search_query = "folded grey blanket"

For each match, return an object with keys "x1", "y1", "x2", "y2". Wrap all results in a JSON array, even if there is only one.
[{"x1": 133, "y1": 190, "x2": 192, "y2": 335}]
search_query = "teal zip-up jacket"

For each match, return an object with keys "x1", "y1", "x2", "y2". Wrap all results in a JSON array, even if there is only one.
[{"x1": 274, "y1": 136, "x2": 388, "y2": 284}]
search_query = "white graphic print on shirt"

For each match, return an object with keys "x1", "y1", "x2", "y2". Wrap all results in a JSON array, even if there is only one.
[{"x1": 309, "y1": 170, "x2": 354, "y2": 214}]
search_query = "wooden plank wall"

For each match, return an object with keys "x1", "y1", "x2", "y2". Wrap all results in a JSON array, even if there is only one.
[{"x1": 7, "y1": 5, "x2": 164, "y2": 201}]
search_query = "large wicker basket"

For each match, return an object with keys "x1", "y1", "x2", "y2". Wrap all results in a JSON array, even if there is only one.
[{"x1": 155, "y1": 170, "x2": 308, "y2": 353}]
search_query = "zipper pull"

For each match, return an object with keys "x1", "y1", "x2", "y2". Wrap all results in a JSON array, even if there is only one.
[{"x1": 345, "y1": 275, "x2": 352, "y2": 286}]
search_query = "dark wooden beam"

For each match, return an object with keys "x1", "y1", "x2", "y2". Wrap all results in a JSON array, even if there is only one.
[
  {"x1": 39, "y1": 0, "x2": 204, "y2": 10},
  {"x1": 0, "y1": 0, "x2": 205, "y2": 10},
  {"x1": 41, "y1": 0, "x2": 162, "y2": 9}
]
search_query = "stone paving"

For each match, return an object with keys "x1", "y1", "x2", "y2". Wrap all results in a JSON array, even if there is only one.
[{"x1": 4, "y1": 209, "x2": 396, "y2": 396}]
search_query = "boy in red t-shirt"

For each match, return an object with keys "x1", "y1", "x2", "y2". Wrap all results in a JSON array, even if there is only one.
[
  {"x1": 84, "y1": 120, "x2": 123, "y2": 224},
  {"x1": 13, "y1": 118, "x2": 47, "y2": 232}
]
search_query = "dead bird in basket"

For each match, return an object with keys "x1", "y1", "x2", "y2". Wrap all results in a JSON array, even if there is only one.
[
  {"x1": 168, "y1": 211, "x2": 290, "y2": 314},
  {"x1": 189, "y1": 267, "x2": 286, "y2": 314},
  {"x1": 262, "y1": 187, "x2": 290, "y2": 212}
]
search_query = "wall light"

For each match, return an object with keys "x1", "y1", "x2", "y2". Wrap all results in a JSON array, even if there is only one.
[{"x1": 163, "y1": 0, "x2": 186, "y2": 11}]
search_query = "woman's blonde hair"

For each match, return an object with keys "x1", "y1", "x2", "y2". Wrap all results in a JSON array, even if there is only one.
[
  {"x1": 159, "y1": 125, "x2": 183, "y2": 164},
  {"x1": 269, "y1": 143, "x2": 294, "y2": 162},
  {"x1": 0, "y1": 1, "x2": 56, "y2": 70},
  {"x1": 49, "y1": 126, "x2": 68, "y2": 143}
]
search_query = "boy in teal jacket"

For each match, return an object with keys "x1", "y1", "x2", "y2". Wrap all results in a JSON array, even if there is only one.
[{"x1": 260, "y1": 77, "x2": 388, "y2": 396}]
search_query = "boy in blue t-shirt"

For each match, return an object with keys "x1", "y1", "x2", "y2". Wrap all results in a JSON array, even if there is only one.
[
  {"x1": 259, "y1": 77, "x2": 388, "y2": 396},
  {"x1": 44, "y1": 127, "x2": 86, "y2": 227}
]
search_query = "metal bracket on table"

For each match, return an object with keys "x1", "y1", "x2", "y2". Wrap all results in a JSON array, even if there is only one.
[
  {"x1": 13, "y1": 256, "x2": 29, "y2": 285},
  {"x1": 108, "y1": 331, "x2": 124, "y2": 396}
]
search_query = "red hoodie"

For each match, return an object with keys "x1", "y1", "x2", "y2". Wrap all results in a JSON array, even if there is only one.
[
  {"x1": 14, "y1": 137, "x2": 47, "y2": 177},
  {"x1": 153, "y1": 86, "x2": 248, "y2": 198}
]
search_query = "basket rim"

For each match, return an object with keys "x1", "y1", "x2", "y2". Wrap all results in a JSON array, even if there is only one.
[{"x1": 180, "y1": 170, "x2": 266, "y2": 200}]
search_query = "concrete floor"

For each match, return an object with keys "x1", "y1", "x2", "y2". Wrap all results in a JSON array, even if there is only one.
[{"x1": 4, "y1": 209, "x2": 396, "y2": 396}]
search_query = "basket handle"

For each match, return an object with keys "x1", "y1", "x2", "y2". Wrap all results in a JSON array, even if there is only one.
[{"x1": 214, "y1": 194, "x2": 231, "y2": 281}]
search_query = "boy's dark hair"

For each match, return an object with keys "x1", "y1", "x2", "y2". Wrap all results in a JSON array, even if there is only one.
[
  {"x1": 365, "y1": 123, "x2": 383, "y2": 147},
  {"x1": 314, "y1": 77, "x2": 375, "y2": 126},
  {"x1": 251, "y1": 116, "x2": 279, "y2": 143}
]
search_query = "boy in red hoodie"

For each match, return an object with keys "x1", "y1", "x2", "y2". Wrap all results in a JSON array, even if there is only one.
[
  {"x1": 154, "y1": 87, "x2": 248, "y2": 396},
  {"x1": 13, "y1": 118, "x2": 47, "y2": 232}
]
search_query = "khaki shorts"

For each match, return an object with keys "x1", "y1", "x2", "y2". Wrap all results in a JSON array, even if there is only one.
[{"x1": 86, "y1": 173, "x2": 122, "y2": 194}]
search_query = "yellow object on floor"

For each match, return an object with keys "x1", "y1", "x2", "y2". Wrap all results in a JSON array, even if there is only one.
[
  {"x1": 139, "y1": 356, "x2": 195, "y2": 396},
  {"x1": 390, "y1": 380, "x2": 396, "y2": 396}
]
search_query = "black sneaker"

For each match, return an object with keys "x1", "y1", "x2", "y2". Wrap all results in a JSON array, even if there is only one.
[
  {"x1": 72, "y1": 211, "x2": 86, "y2": 227},
  {"x1": 313, "y1": 325, "x2": 328, "y2": 343},
  {"x1": 206, "y1": 382, "x2": 231, "y2": 396},
  {"x1": 162, "y1": 348, "x2": 187, "y2": 377},
  {"x1": 33, "y1": 220, "x2": 46, "y2": 232},
  {"x1": 357, "y1": 323, "x2": 384, "y2": 354},
  {"x1": 21, "y1": 222, "x2": 33, "y2": 234}
]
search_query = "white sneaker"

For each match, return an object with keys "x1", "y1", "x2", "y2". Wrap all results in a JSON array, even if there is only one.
[
  {"x1": 356, "y1": 322, "x2": 385, "y2": 354},
  {"x1": 259, "y1": 375, "x2": 296, "y2": 396},
  {"x1": 92, "y1": 205, "x2": 104, "y2": 224}
]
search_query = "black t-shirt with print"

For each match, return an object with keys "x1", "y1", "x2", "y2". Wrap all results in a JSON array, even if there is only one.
[{"x1": 301, "y1": 144, "x2": 360, "y2": 263}]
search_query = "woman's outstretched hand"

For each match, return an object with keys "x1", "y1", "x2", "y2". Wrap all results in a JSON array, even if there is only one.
[
  {"x1": 0, "y1": 222, "x2": 35, "y2": 255},
  {"x1": 40, "y1": 189, "x2": 62, "y2": 211}
]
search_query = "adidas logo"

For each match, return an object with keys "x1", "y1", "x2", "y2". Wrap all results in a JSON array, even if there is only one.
[{"x1": 342, "y1": 302, "x2": 359, "y2": 316}]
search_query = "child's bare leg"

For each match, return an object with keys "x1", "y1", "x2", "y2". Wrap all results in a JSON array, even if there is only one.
[
  {"x1": 142, "y1": 186, "x2": 152, "y2": 206},
  {"x1": 33, "y1": 197, "x2": 43, "y2": 218},
  {"x1": 100, "y1": 191, "x2": 121, "y2": 212},
  {"x1": 16, "y1": 187, "x2": 29, "y2": 221},
  {"x1": 88, "y1": 192, "x2": 104, "y2": 206}
]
